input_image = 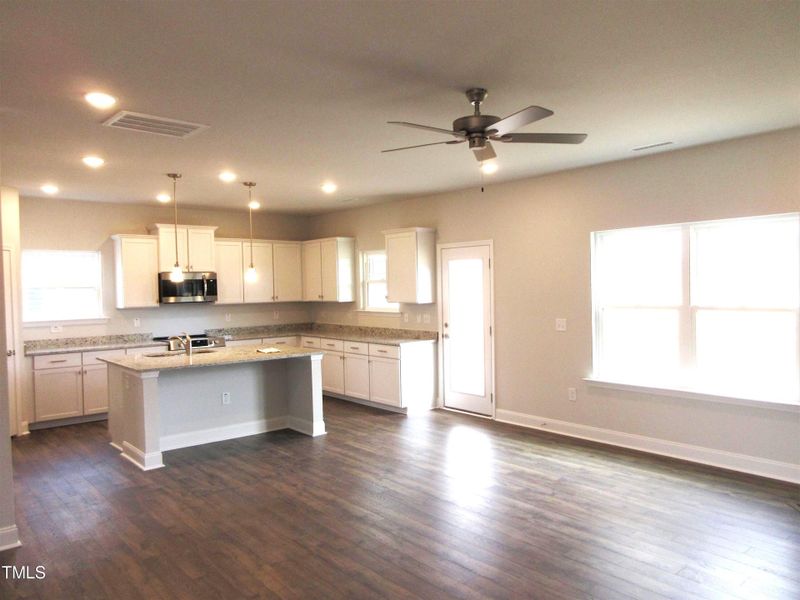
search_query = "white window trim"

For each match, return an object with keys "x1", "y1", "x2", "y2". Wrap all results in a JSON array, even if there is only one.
[
  {"x1": 359, "y1": 249, "x2": 400, "y2": 313},
  {"x1": 590, "y1": 213, "x2": 800, "y2": 407},
  {"x1": 23, "y1": 317, "x2": 110, "y2": 327},
  {"x1": 584, "y1": 378, "x2": 799, "y2": 413}
]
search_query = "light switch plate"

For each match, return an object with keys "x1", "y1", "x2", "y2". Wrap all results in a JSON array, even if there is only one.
[
  {"x1": 555, "y1": 318, "x2": 567, "y2": 332},
  {"x1": 403, "y1": 313, "x2": 409, "y2": 323},
  {"x1": 568, "y1": 387, "x2": 577, "y2": 402},
  {"x1": 225, "y1": 313, "x2": 232, "y2": 322}
]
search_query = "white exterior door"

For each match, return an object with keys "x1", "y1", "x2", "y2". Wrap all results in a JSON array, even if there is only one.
[
  {"x1": 3, "y1": 249, "x2": 17, "y2": 436},
  {"x1": 441, "y1": 244, "x2": 494, "y2": 416}
]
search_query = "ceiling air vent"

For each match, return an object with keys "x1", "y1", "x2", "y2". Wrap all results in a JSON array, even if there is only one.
[{"x1": 102, "y1": 111, "x2": 209, "y2": 139}]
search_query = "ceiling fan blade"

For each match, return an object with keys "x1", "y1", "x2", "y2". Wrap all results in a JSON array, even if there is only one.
[
  {"x1": 498, "y1": 133, "x2": 587, "y2": 144},
  {"x1": 472, "y1": 141, "x2": 496, "y2": 162},
  {"x1": 382, "y1": 140, "x2": 464, "y2": 153},
  {"x1": 488, "y1": 106, "x2": 554, "y2": 137},
  {"x1": 387, "y1": 121, "x2": 465, "y2": 137}
]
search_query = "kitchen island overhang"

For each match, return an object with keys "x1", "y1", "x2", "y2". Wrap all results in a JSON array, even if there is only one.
[{"x1": 100, "y1": 346, "x2": 326, "y2": 471}]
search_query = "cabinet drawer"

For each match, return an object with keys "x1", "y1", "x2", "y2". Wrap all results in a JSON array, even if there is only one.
[
  {"x1": 226, "y1": 339, "x2": 260, "y2": 348},
  {"x1": 343, "y1": 341, "x2": 368, "y2": 355},
  {"x1": 320, "y1": 338, "x2": 343, "y2": 352},
  {"x1": 368, "y1": 343, "x2": 400, "y2": 359},
  {"x1": 301, "y1": 336, "x2": 321, "y2": 349},
  {"x1": 263, "y1": 336, "x2": 299, "y2": 347},
  {"x1": 33, "y1": 353, "x2": 82, "y2": 370},
  {"x1": 82, "y1": 349, "x2": 126, "y2": 365}
]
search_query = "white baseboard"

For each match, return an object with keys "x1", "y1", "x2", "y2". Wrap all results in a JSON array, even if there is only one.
[
  {"x1": 0, "y1": 525, "x2": 21, "y2": 552},
  {"x1": 121, "y1": 441, "x2": 164, "y2": 471},
  {"x1": 495, "y1": 409, "x2": 800, "y2": 484},
  {"x1": 160, "y1": 417, "x2": 288, "y2": 452},
  {"x1": 324, "y1": 392, "x2": 408, "y2": 414}
]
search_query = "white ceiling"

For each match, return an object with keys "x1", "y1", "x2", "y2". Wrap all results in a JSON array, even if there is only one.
[{"x1": 1, "y1": 0, "x2": 798, "y2": 214}]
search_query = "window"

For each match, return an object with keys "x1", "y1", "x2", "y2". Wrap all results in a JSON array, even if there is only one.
[
  {"x1": 591, "y1": 213, "x2": 799, "y2": 404},
  {"x1": 360, "y1": 250, "x2": 399, "y2": 312},
  {"x1": 22, "y1": 250, "x2": 105, "y2": 322}
]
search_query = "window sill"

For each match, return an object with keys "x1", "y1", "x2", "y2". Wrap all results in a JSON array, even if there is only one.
[
  {"x1": 584, "y1": 377, "x2": 799, "y2": 413},
  {"x1": 23, "y1": 317, "x2": 110, "y2": 328},
  {"x1": 354, "y1": 309, "x2": 401, "y2": 317}
]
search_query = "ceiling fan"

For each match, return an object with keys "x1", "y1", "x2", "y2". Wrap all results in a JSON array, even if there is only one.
[{"x1": 383, "y1": 88, "x2": 587, "y2": 162}]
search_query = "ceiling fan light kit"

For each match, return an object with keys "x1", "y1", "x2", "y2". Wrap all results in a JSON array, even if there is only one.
[{"x1": 383, "y1": 88, "x2": 587, "y2": 168}]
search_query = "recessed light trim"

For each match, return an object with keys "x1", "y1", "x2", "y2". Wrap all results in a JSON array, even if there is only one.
[
  {"x1": 82, "y1": 155, "x2": 105, "y2": 168},
  {"x1": 219, "y1": 171, "x2": 237, "y2": 183},
  {"x1": 84, "y1": 92, "x2": 117, "y2": 109},
  {"x1": 41, "y1": 184, "x2": 59, "y2": 195},
  {"x1": 156, "y1": 193, "x2": 171, "y2": 203},
  {"x1": 321, "y1": 181, "x2": 337, "y2": 194},
  {"x1": 632, "y1": 141, "x2": 673, "y2": 152}
]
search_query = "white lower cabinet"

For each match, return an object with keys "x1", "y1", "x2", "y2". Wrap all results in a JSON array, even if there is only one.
[
  {"x1": 368, "y1": 356, "x2": 402, "y2": 407},
  {"x1": 322, "y1": 350, "x2": 345, "y2": 394},
  {"x1": 82, "y1": 365, "x2": 110, "y2": 415},
  {"x1": 343, "y1": 353, "x2": 370, "y2": 400},
  {"x1": 33, "y1": 366, "x2": 84, "y2": 421}
]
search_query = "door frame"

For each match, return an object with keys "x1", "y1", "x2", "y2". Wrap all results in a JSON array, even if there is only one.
[
  {"x1": 436, "y1": 240, "x2": 496, "y2": 420},
  {"x1": 3, "y1": 245, "x2": 24, "y2": 436}
]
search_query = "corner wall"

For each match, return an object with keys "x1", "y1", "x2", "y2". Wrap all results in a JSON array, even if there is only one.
[{"x1": 307, "y1": 127, "x2": 800, "y2": 478}]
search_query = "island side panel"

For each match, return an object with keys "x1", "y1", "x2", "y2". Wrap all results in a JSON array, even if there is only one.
[
  {"x1": 107, "y1": 364, "x2": 125, "y2": 451},
  {"x1": 157, "y1": 361, "x2": 290, "y2": 451},
  {"x1": 121, "y1": 370, "x2": 164, "y2": 471},
  {"x1": 286, "y1": 354, "x2": 326, "y2": 436}
]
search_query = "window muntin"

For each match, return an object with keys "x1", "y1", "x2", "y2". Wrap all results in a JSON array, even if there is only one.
[
  {"x1": 22, "y1": 250, "x2": 104, "y2": 322},
  {"x1": 592, "y1": 213, "x2": 799, "y2": 404},
  {"x1": 360, "y1": 251, "x2": 399, "y2": 312}
]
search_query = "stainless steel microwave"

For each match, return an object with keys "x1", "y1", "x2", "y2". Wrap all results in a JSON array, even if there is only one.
[{"x1": 158, "y1": 272, "x2": 218, "y2": 304}]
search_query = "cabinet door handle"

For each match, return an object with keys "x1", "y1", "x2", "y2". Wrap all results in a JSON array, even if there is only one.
[
  {"x1": 349, "y1": 346, "x2": 359, "y2": 350},
  {"x1": 50, "y1": 359, "x2": 68, "y2": 363},
  {"x1": 377, "y1": 349, "x2": 387, "y2": 353}
]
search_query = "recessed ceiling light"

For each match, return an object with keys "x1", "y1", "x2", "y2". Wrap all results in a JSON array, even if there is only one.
[
  {"x1": 480, "y1": 161, "x2": 498, "y2": 175},
  {"x1": 41, "y1": 184, "x2": 59, "y2": 195},
  {"x1": 82, "y1": 155, "x2": 105, "y2": 168},
  {"x1": 248, "y1": 200, "x2": 261, "y2": 210},
  {"x1": 219, "y1": 171, "x2": 237, "y2": 183},
  {"x1": 156, "y1": 193, "x2": 171, "y2": 203},
  {"x1": 321, "y1": 181, "x2": 337, "y2": 194},
  {"x1": 84, "y1": 92, "x2": 117, "y2": 109}
]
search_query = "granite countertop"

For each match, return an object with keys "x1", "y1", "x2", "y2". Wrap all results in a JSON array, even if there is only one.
[
  {"x1": 25, "y1": 324, "x2": 438, "y2": 356},
  {"x1": 99, "y1": 345, "x2": 322, "y2": 373},
  {"x1": 24, "y1": 334, "x2": 166, "y2": 357}
]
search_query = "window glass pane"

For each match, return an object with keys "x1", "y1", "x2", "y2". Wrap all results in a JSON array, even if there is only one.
[
  {"x1": 366, "y1": 253, "x2": 386, "y2": 281},
  {"x1": 695, "y1": 310, "x2": 798, "y2": 401},
  {"x1": 594, "y1": 226, "x2": 682, "y2": 306},
  {"x1": 598, "y1": 308, "x2": 681, "y2": 383},
  {"x1": 22, "y1": 250, "x2": 103, "y2": 321},
  {"x1": 447, "y1": 258, "x2": 485, "y2": 396},
  {"x1": 692, "y1": 215, "x2": 799, "y2": 308}
]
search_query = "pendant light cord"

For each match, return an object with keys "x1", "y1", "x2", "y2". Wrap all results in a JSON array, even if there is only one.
[
  {"x1": 248, "y1": 187, "x2": 254, "y2": 268},
  {"x1": 173, "y1": 177, "x2": 179, "y2": 267}
]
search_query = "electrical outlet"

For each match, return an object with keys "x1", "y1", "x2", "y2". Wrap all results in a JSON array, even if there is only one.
[
  {"x1": 273, "y1": 310, "x2": 279, "y2": 319},
  {"x1": 225, "y1": 313, "x2": 232, "y2": 322},
  {"x1": 416, "y1": 314, "x2": 422, "y2": 323},
  {"x1": 222, "y1": 392, "x2": 231, "y2": 405},
  {"x1": 133, "y1": 318, "x2": 141, "y2": 328},
  {"x1": 50, "y1": 325, "x2": 63, "y2": 333},
  {"x1": 567, "y1": 387, "x2": 577, "y2": 402},
  {"x1": 423, "y1": 313, "x2": 431, "y2": 324},
  {"x1": 555, "y1": 318, "x2": 567, "y2": 332},
  {"x1": 403, "y1": 313, "x2": 409, "y2": 323}
]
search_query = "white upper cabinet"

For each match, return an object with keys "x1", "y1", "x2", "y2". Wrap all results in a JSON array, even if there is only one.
[
  {"x1": 112, "y1": 235, "x2": 159, "y2": 308},
  {"x1": 302, "y1": 237, "x2": 354, "y2": 302},
  {"x1": 273, "y1": 242, "x2": 303, "y2": 302},
  {"x1": 214, "y1": 240, "x2": 244, "y2": 304},
  {"x1": 384, "y1": 227, "x2": 435, "y2": 304},
  {"x1": 149, "y1": 224, "x2": 217, "y2": 273},
  {"x1": 242, "y1": 241, "x2": 274, "y2": 303}
]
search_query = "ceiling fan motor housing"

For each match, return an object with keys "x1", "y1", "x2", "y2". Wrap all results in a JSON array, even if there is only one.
[{"x1": 452, "y1": 114, "x2": 501, "y2": 136}]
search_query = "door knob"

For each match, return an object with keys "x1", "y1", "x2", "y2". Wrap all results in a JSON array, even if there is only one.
[
  {"x1": 6, "y1": 349, "x2": 13, "y2": 357},
  {"x1": 443, "y1": 322, "x2": 448, "y2": 328},
  {"x1": 442, "y1": 333, "x2": 449, "y2": 339}
]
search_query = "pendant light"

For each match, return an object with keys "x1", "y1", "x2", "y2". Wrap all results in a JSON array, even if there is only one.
[
  {"x1": 166, "y1": 173, "x2": 184, "y2": 283},
  {"x1": 243, "y1": 182, "x2": 259, "y2": 283}
]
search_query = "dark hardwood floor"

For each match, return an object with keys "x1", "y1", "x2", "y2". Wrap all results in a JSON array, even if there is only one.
[{"x1": 1, "y1": 398, "x2": 798, "y2": 599}]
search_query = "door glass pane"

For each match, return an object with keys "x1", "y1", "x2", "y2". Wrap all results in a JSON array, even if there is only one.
[
  {"x1": 447, "y1": 258, "x2": 485, "y2": 396},
  {"x1": 599, "y1": 308, "x2": 680, "y2": 383},
  {"x1": 696, "y1": 309, "x2": 798, "y2": 401}
]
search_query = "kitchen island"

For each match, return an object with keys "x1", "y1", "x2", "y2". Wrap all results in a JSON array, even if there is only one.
[{"x1": 100, "y1": 345, "x2": 325, "y2": 470}]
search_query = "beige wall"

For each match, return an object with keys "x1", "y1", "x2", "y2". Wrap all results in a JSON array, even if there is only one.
[{"x1": 308, "y1": 128, "x2": 800, "y2": 467}]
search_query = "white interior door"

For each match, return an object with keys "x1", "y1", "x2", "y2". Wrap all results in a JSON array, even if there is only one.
[
  {"x1": 441, "y1": 244, "x2": 494, "y2": 416},
  {"x1": 3, "y1": 249, "x2": 18, "y2": 436}
]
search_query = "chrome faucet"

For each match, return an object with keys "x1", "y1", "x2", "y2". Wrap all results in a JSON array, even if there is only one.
[{"x1": 168, "y1": 332, "x2": 192, "y2": 357}]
